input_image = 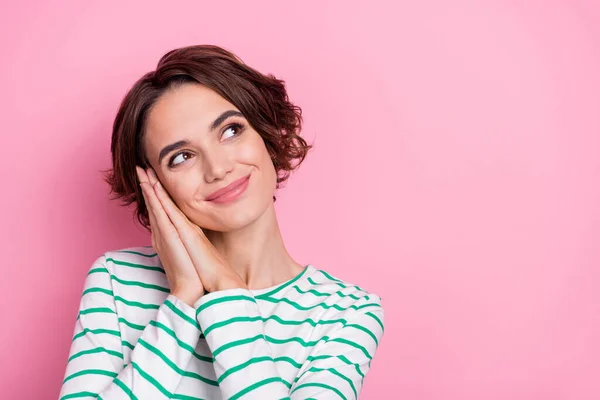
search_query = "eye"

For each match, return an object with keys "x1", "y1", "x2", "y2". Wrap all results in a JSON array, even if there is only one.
[
  {"x1": 221, "y1": 123, "x2": 244, "y2": 141},
  {"x1": 166, "y1": 123, "x2": 244, "y2": 168},
  {"x1": 168, "y1": 151, "x2": 193, "y2": 167}
]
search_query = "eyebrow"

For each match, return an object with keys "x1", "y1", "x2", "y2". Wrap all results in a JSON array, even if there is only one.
[{"x1": 157, "y1": 110, "x2": 244, "y2": 164}]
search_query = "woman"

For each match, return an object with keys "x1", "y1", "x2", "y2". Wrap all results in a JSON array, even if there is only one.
[{"x1": 59, "y1": 44, "x2": 385, "y2": 400}]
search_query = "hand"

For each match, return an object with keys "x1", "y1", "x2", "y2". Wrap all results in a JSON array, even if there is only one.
[
  {"x1": 137, "y1": 166, "x2": 247, "y2": 295},
  {"x1": 136, "y1": 166, "x2": 205, "y2": 306}
]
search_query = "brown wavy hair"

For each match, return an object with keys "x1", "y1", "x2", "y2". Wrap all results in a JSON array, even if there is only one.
[{"x1": 101, "y1": 44, "x2": 313, "y2": 231}]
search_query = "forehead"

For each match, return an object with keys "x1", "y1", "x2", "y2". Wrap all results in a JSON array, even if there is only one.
[{"x1": 145, "y1": 83, "x2": 236, "y2": 143}]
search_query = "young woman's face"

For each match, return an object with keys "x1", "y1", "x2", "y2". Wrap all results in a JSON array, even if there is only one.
[{"x1": 142, "y1": 83, "x2": 277, "y2": 232}]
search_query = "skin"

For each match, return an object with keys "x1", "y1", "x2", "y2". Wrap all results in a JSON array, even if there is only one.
[{"x1": 136, "y1": 83, "x2": 305, "y2": 306}]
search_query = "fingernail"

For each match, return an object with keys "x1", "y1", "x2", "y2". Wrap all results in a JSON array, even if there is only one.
[{"x1": 136, "y1": 166, "x2": 145, "y2": 181}]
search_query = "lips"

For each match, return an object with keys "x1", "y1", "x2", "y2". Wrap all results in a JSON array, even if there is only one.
[{"x1": 205, "y1": 174, "x2": 251, "y2": 201}]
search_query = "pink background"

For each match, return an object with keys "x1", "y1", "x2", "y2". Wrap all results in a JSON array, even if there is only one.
[{"x1": 1, "y1": 1, "x2": 599, "y2": 399}]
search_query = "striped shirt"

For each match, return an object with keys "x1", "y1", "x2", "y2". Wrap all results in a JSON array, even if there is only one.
[{"x1": 59, "y1": 246, "x2": 385, "y2": 400}]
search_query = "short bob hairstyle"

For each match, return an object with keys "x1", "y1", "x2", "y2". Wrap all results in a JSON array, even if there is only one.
[{"x1": 102, "y1": 44, "x2": 313, "y2": 232}]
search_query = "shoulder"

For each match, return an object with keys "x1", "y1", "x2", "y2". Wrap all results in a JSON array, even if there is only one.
[
  {"x1": 87, "y1": 245, "x2": 164, "y2": 278},
  {"x1": 305, "y1": 268, "x2": 382, "y2": 309},
  {"x1": 297, "y1": 266, "x2": 385, "y2": 343},
  {"x1": 298, "y1": 266, "x2": 384, "y2": 319}
]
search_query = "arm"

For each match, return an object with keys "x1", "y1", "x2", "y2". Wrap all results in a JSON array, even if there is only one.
[
  {"x1": 289, "y1": 299, "x2": 384, "y2": 399},
  {"x1": 59, "y1": 254, "x2": 205, "y2": 400},
  {"x1": 195, "y1": 289, "x2": 385, "y2": 400}
]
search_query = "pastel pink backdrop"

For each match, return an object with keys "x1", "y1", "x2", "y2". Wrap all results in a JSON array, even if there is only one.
[{"x1": 1, "y1": 1, "x2": 599, "y2": 399}]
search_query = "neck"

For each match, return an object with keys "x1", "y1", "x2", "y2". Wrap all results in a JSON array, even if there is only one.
[{"x1": 203, "y1": 201, "x2": 304, "y2": 290}]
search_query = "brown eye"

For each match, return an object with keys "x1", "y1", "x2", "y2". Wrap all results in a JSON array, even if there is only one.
[
  {"x1": 168, "y1": 151, "x2": 192, "y2": 167},
  {"x1": 221, "y1": 123, "x2": 244, "y2": 141}
]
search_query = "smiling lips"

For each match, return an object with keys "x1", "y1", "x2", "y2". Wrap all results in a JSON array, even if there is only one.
[{"x1": 205, "y1": 174, "x2": 251, "y2": 204}]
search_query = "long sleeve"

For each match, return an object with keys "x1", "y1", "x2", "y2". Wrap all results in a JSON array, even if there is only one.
[
  {"x1": 289, "y1": 299, "x2": 384, "y2": 399},
  {"x1": 194, "y1": 288, "x2": 385, "y2": 400},
  {"x1": 59, "y1": 254, "x2": 203, "y2": 400}
]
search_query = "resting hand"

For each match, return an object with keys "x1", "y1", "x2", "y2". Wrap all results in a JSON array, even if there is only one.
[{"x1": 137, "y1": 166, "x2": 247, "y2": 299}]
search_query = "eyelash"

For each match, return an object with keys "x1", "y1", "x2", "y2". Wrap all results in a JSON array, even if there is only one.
[{"x1": 167, "y1": 122, "x2": 245, "y2": 168}]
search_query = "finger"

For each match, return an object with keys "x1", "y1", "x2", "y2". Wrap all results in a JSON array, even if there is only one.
[
  {"x1": 136, "y1": 165, "x2": 150, "y2": 185},
  {"x1": 145, "y1": 169, "x2": 224, "y2": 288},
  {"x1": 140, "y1": 183, "x2": 159, "y2": 233},
  {"x1": 140, "y1": 169, "x2": 196, "y2": 288},
  {"x1": 148, "y1": 174, "x2": 217, "y2": 270},
  {"x1": 137, "y1": 167, "x2": 160, "y2": 233},
  {"x1": 149, "y1": 172, "x2": 192, "y2": 230},
  {"x1": 141, "y1": 169, "x2": 175, "y2": 235}
]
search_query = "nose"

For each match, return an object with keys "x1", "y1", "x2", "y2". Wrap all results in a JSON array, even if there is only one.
[{"x1": 202, "y1": 146, "x2": 234, "y2": 183}]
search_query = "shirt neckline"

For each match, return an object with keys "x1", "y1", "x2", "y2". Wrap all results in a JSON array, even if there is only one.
[{"x1": 250, "y1": 264, "x2": 315, "y2": 296}]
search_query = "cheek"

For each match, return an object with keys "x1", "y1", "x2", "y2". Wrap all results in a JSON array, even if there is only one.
[
  {"x1": 238, "y1": 130, "x2": 272, "y2": 164},
  {"x1": 163, "y1": 178, "x2": 197, "y2": 210}
]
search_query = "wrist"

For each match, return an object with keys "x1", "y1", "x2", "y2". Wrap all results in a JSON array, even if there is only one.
[{"x1": 171, "y1": 289, "x2": 203, "y2": 307}]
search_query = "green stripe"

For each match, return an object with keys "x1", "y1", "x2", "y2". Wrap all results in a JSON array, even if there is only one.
[
  {"x1": 316, "y1": 278, "x2": 346, "y2": 289},
  {"x1": 122, "y1": 340, "x2": 134, "y2": 350},
  {"x1": 88, "y1": 267, "x2": 108, "y2": 275},
  {"x1": 323, "y1": 274, "x2": 367, "y2": 295},
  {"x1": 68, "y1": 347, "x2": 123, "y2": 362},
  {"x1": 60, "y1": 391, "x2": 98, "y2": 400},
  {"x1": 137, "y1": 338, "x2": 218, "y2": 386},
  {"x1": 356, "y1": 302, "x2": 380, "y2": 311},
  {"x1": 308, "y1": 366, "x2": 357, "y2": 398},
  {"x1": 72, "y1": 328, "x2": 120, "y2": 342},
  {"x1": 170, "y1": 394, "x2": 204, "y2": 400},
  {"x1": 165, "y1": 299, "x2": 200, "y2": 329},
  {"x1": 303, "y1": 354, "x2": 364, "y2": 380},
  {"x1": 366, "y1": 311, "x2": 384, "y2": 331},
  {"x1": 307, "y1": 277, "x2": 320, "y2": 286},
  {"x1": 114, "y1": 377, "x2": 139, "y2": 400},
  {"x1": 329, "y1": 337, "x2": 372, "y2": 360},
  {"x1": 106, "y1": 257, "x2": 165, "y2": 274},
  {"x1": 217, "y1": 356, "x2": 273, "y2": 383},
  {"x1": 310, "y1": 272, "x2": 368, "y2": 294},
  {"x1": 203, "y1": 314, "x2": 353, "y2": 337},
  {"x1": 85, "y1": 265, "x2": 169, "y2": 292},
  {"x1": 79, "y1": 307, "x2": 115, "y2": 316},
  {"x1": 63, "y1": 369, "x2": 118, "y2": 384},
  {"x1": 229, "y1": 377, "x2": 287, "y2": 400},
  {"x1": 115, "y1": 296, "x2": 160, "y2": 310},
  {"x1": 203, "y1": 316, "x2": 262, "y2": 336},
  {"x1": 196, "y1": 295, "x2": 257, "y2": 315},
  {"x1": 266, "y1": 335, "x2": 325, "y2": 347},
  {"x1": 259, "y1": 296, "x2": 381, "y2": 313},
  {"x1": 117, "y1": 318, "x2": 212, "y2": 363},
  {"x1": 118, "y1": 317, "x2": 145, "y2": 331},
  {"x1": 346, "y1": 323, "x2": 379, "y2": 346},
  {"x1": 255, "y1": 266, "x2": 309, "y2": 299},
  {"x1": 291, "y1": 382, "x2": 346, "y2": 399},
  {"x1": 130, "y1": 361, "x2": 172, "y2": 397},
  {"x1": 149, "y1": 320, "x2": 211, "y2": 362},
  {"x1": 318, "y1": 270, "x2": 341, "y2": 281},
  {"x1": 274, "y1": 355, "x2": 303, "y2": 369},
  {"x1": 111, "y1": 275, "x2": 169, "y2": 293},
  {"x1": 265, "y1": 314, "x2": 343, "y2": 328},
  {"x1": 218, "y1": 355, "x2": 304, "y2": 384},
  {"x1": 213, "y1": 334, "x2": 330, "y2": 358},
  {"x1": 113, "y1": 250, "x2": 158, "y2": 258},
  {"x1": 213, "y1": 334, "x2": 265, "y2": 357},
  {"x1": 82, "y1": 287, "x2": 113, "y2": 297},
  {"x1": 292, "y1": 285, "x2": 364, "y2": 301}
]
